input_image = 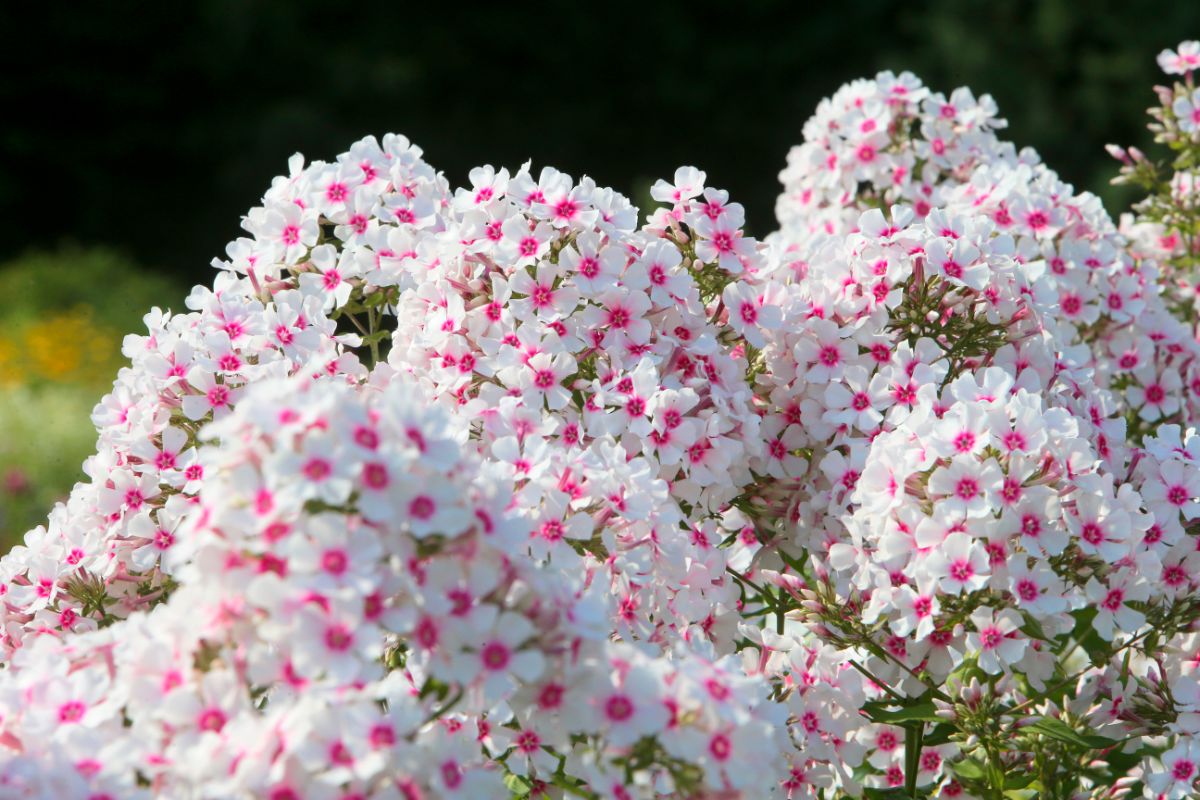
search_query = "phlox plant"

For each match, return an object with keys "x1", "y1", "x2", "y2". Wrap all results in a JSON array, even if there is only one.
[{"x1": 3, "y1": 41, "x2": 1200, "y2": 800}]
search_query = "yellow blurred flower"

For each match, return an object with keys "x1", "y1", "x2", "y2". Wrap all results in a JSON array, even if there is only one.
[{"x1": 0, "y1": 307, "x2": 119, "y2": 388}]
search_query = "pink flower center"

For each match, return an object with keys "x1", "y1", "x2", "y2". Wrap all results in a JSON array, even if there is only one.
[
  {"x1": 604, "y1": 694, "x2": 634, "y2": 722},
  {"x1": 531, "y1": 285, "x2": 553, "y2": 307},
  {"x1": 197, "y1": 707, "x2": 227, "y2": 733},
  {"x1": 1021, "y1": 514, "x2": 1041, "y2": 538},
  {"x1": 978, "y1": 626, "x2": 1003, "y2": 649},
  {"x1": 354, "y1": 426, "x2": 379, "y2": 450},
  {"x1": 1016, "y1": 579, "x2": 1039, "y2": 602},
  {"x1": 539, "y1": 519, "x2": 564, "y2": 541},
  {"x1": 1101, "y1": 589, "x2": 1124, "y2": 612},
  {"x1": 818, "y1": 345, "x2": 841, "y2": 367},
  {"x1": 608, "y1": 307, "x2": 630, "y2": 328},
  {"x1": 321, "y1": 549, "x2": 348, "y2": 575},
  {"x1": 516, "y1": 729, "x2": 541, "y2": 752},
  {"x1": 207, "y1": 385, "x2": 230, "y2": 408},
  {"x1": 409, "y1": 495, "x2": 435, "y2": 520},
  {"x1": 712, "y1": 231, "x2": 734, "y2": 254},
  {"x1": 329, "y1": 741, "x2": 353, "y2": 765},
  {"x1": 124, "y1": 488, "x2": 145, "y2": 510},
  {"x1": 326, "y1": 182, "x2": 347, "y2": 203},
  {"x1": 1080, "y1": 522, "x2": 1104, "y2": 546},
  {"x1": 554, "y1": 198, "x2": 579, "y2": 220},
  {"x1": 481, "y1": 641, "x2": 511, "y2": 671},
  {"x1": 369, "y1": 723, "x2": 396, "y2": 749},
  {"x1": 955, "y1": 477, "x2": 979, "y2": 501},
  {"x1": 1002, "y1": 431, "x2": 1026, "y2": 451},
  {"x1": 949, "y1": 559, "x2": 974, "y2": 583},
  {"x1": 441, "y1": 760, "x2": 463, "y2": 789},
  {"x1": 709, "y1": 733, "x2": 732, "y2": 761},
  {"x1": 415, "y1": 617, "x2": 438, "y2": 649},
  {"x1": 363, "y1": 462, "x2": 389, "y2": 489},
  {"x1": 324, "y1": 624, "x2": 353, "y2": 652},
  {"x1": 58, "y1": 701, "x2": 86, "y2": 723},
  {"x1": 303, "y1": 458, "x2": 332, "y2": 481}
]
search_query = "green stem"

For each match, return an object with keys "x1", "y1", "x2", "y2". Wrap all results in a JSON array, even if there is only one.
[
  {"x1": 904, "y1": 722, "x2": 924, "y2": 798},
  {"x1": 367, "y1": 306, "x2": 380, "y2": 366},
  {"x1": 985, "y1": 743, "x2": 1006, "y2": 800}
]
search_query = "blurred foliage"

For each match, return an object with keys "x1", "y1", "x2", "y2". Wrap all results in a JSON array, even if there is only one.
[
  {"x1": 0, "y1": 249, "x2": 184, "y2": 546},
  {"x1": 0, "y1": 386, "x2": 104, "y2": 551},
  {"x1": 2, "y1": 0, "x2": 1197, "y2": 285}
]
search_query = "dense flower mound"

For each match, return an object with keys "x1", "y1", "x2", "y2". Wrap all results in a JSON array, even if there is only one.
[
  {"x1": 3, "y1": 42, "x2": 1200, "y2": 800},
  {"x1": 773, "y1": 68, "x2": 1200, "y2": 437},
  {"x1": 0, "y1": 374, "x2": 787, "y2": 797}
]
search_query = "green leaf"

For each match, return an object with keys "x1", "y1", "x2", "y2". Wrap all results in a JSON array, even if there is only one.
[
  {"x1": 920, "y1": 723, "x2": 955, "y2": 746},
  {"x1": 503, "y1": 772, "x2": 531, "y2": 796},
  {"x1": 1003, "y1": 790, "x2": 1039, "y2": 800},
  {"x1": 1005, "y1": 771, "x2": 1037, "y2": 789},
  {"x1": 1026, "y1": 717, "x2": 1117, "y2": 749},
  {"x1": 362, "y1": 329, "x2": 391, "y2": 345},
  {"x1": 949, "y1": 758, "x2": 987, "y2": 781},
  {"x1": 862, "y1": 700, "x2": 941, "y2": 724}
]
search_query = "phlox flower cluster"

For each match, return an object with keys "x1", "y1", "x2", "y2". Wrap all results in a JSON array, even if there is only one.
[
  {"x1": 1117, "y1": 42, "x2": 1200, "y2": 342},
  {"x1": 0, "y1": 374, "x2": 787, "y2": 798},
  {"x1": 773, "y1": 67, "x2": 1200, "y2": 437},
  {"x1": 754, "y1": 51, "x2": 1200, "y2": 797},
  {"x1": 2, "y1": 42, "x2": 1200, "y2": 800}
]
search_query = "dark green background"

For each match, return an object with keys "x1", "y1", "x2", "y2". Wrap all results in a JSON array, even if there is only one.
[{"x1": 2, "y1": 1, "x2": 1195, "y2": 286}]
